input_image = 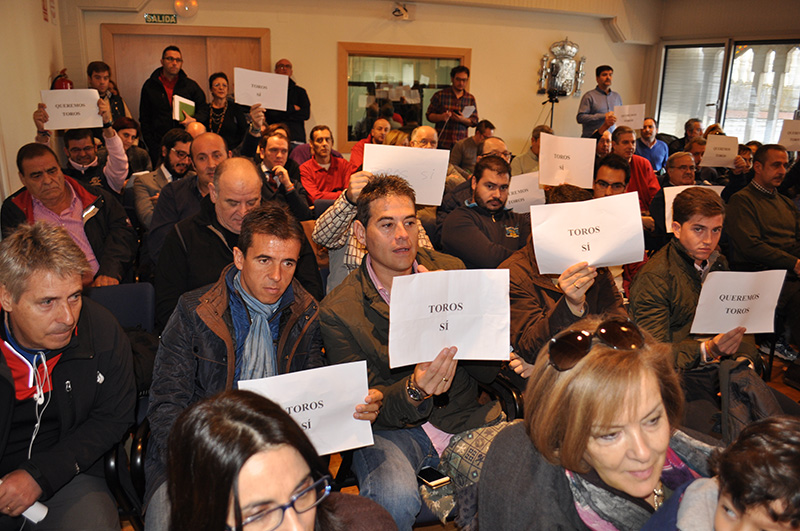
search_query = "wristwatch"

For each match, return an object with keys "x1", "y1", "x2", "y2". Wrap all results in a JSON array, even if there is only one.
[{"x1": 406, "y1": 375, "x2": 432, "y2": 402}]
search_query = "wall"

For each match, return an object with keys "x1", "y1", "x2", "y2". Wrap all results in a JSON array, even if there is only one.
[
  {"x1": 0, "y1": 0, "x2": 64, "y2": 198},
  {"x1": 660, "y1": 0, "x2": 800, "y2": 41},
  {"x1": 78, "y1": 0, "x2": 649, "y2": 158}
]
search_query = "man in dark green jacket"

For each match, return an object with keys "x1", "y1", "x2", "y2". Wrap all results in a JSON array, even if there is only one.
[
  {"x1": 630, "y1": 187, "x2": 759, "y2": 370},
  {"x1": 320, "y1": 175, "x2": 503, "y2": 530}
]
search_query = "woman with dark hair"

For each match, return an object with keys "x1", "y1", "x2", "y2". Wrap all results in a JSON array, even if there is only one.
[
  {"x1": 112, "y1": 116, "x2": 152, "y2": 176},
  {"x1": 167, "y1": 390, "x2": 396, "y2": 531},
  {"x1": 643, "y1": 415, "x2": 800, "y2": 530},
  {"x1": 203, "y1": 72, "x2": 248, "y2": 152},
  {"x1": 479, "y1": 315, "x2": 712, "y2": 530}
]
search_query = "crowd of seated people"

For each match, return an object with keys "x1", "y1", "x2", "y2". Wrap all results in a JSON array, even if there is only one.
[{"x1": 3, "y1": 47, "x2": 800, "y2": 531}]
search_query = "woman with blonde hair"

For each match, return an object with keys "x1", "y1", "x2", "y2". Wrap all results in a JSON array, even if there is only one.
[{"x1": 479, "y1": 316, "x2": 710, "y2": 530}]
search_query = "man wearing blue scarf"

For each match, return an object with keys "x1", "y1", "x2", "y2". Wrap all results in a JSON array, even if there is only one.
[{"x1": 144, "y1": 204, "x2": 381, "y2": 531}]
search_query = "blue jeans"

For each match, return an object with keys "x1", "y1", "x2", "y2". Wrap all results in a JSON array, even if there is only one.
[{"x1": 352, "y1": 427, "x2": 439, "y2": 531}]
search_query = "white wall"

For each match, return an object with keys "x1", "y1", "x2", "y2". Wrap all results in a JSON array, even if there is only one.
[
  {"x1": 79, "y1": 0, "x2": 648, "y2": 157},
  {"x1": 0, "y1": 0, "x2": 64, "y2": 197}
]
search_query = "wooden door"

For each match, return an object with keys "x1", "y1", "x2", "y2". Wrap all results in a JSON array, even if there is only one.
[{"x1": 101, "y1": 24, "x2": 269, "y2": 122}]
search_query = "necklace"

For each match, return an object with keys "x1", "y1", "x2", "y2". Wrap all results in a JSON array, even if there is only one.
[
  {"x1": 210, "y1": 101, "x2": 228, "y2": 134},
  {"x1": 652, "y1": 481, "x2": 664, "y2": 510}
]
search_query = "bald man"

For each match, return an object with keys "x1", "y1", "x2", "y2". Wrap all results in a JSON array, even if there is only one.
[{"x1": 266, "y1": 58, "x2": 311, "y2": 144}]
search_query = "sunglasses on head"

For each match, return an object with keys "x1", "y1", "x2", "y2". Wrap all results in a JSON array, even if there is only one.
[{"x1": 547, "y1": 317, "x2": 645, "y2": 372}]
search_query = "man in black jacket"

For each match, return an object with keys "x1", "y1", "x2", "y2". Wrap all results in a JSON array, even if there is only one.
[
  {"x1": 1, "y1": 143, "x2": 137, "y2": 286},
  {"x1": 0, "y1": 223, "x2": 135, "y2": 529},
  {"x1": 139, "y1": 45, "x2": 209, "y2": 164},
  {"x1": 154, "y1": 157, "x2": 323, "y2": 329},
  {"x1": 265, "y1": 58, "x2": 311, "y2": 144},
  {"x1": 441, "y1": 155, "x2": 530, "y2": 268},
  {"x1": 256, "y1": 130, "x2": 312, "y2": 221}
]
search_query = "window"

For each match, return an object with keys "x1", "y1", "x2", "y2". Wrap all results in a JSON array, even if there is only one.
[
  {"x1": 723, "y1": 42, "x2": 800, "y2": 144},
  {"x1": 337, "y1": 43, "x2": 471, "y2": 151},
  {"x1": 658, "y1": 45, "x2": 725, "y2": 139},
  {"x1": 657, "y1": 40, "x2": 800, "y2": 144}
]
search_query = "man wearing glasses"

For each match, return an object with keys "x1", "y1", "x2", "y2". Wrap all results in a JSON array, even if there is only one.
[
  {"x1": 139, "y1": 45, "x2": 208, "y2": 165},
  {"x1": 32, "y1": 99, "x2": 129, "y2": 197},
  {"x1": 256, "y1": 130, "x2": 311, "y2": 221},
  {"x1": 133, "y1": 128, "x2": 194, "y2": 229},
  {"x1": 648, "y1": 152, "x2": 701, "y2": 252},
  {"x1": 266, "y1": 58, "x2": 311, "y2": 145}
]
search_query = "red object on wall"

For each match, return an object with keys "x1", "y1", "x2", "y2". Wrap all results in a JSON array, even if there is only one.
[{"x1": 51, "y1": 69, "x2": 73, "y2": 90}]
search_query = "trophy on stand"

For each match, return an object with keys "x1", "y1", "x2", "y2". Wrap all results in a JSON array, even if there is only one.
[{"x1": 537, "y1": 37, "x2": 586, "y2": 128}]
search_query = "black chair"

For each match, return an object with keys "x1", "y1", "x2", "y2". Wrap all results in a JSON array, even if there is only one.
[
  {"x1": 86, "y1": 282, "x2": 155, "y2": 333},
  {"x1": 91, "y1": 283, "x2": 155, "y2": 529}
]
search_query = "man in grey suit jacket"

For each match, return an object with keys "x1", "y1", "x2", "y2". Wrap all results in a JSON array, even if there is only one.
[{"x1": 134, "y1": 128, "x2": 193, "y2": 228}]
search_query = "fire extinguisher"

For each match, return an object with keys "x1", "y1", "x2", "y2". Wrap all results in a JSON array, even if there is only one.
[{"x1": 51, "y1": 68, "x2": 73, "y2": 90}]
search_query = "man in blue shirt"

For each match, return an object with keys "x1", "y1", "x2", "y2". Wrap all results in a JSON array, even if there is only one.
[
  {"x1": 576, "y1": 65, "x2": 623, "y2": 138},
  {"x1": 635, "y1": 117, "x2": 669, "y2": 173}
]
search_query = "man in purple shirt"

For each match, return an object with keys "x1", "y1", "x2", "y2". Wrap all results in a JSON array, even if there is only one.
[{"x1": 1, "y1": 143, "x2": 136, "y2": 286}]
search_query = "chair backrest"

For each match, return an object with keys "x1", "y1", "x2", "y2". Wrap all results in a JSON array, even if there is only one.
[{"x1": 86, "y1": 282, "x2": 155, "y2": 333}]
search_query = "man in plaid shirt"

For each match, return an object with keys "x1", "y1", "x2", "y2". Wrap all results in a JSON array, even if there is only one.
[{"x1": 426, "y1": 66, "x2": 479, "y2": 151}]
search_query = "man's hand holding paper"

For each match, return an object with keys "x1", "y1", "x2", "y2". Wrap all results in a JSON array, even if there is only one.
[{"x1": 530, "y1": 192, "x2": 645, "y2": 274}]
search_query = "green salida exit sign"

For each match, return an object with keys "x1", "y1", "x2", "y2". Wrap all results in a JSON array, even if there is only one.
[{"x1": 144, "y1": 13, "x2": 177, "y2": 24}]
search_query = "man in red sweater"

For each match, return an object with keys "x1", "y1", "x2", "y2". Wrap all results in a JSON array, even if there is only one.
[{"x1": 300, "y1": 125, "x2": 356, "y2": 204}]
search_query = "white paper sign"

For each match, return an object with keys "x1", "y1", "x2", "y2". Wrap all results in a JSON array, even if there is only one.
[
  {"x1": 419, "y1": 74, "x2": 430, "y2": 86},
  {"x1": 388, "y1": 269, "x2": 510, "y2": 368},
  {"x1": 40, "y1": 89, "x2": 102, "y2": 130},
  {"x1": 538, "y1": 133, "x2": 596, "y2": 188},
  {"x1": 663, "y1": 185, "x2": 725, "y2": 233},
  {"x1": 461, "y1": 105, "x2": 475, "y2": 119},
  {"x1": 700, "y1": 134, "x2": 739, "y2": 168},
  {"x1": 172, "y1": 95, "x2": 195, "y2": 121},
  {"x1": 614, "y1": 103, "x2": 646, "y2": 129},
  {"x1": 530, "y1": 192, "x2": 644, "y2": 274},
  {"x1": 690, "y1": 270, "x2": 787, "y2": 334},
  {"x1": 778, "y1": 120, "x2": 800, "y2": 151},
  {"x1": 507, "y1": 172, "x2": 546, "y2": 213},
  {"x1": 363, "y1": 144, "x2": 449, "y2": 206},
  {"x1": 234, "y1": 67, "x2": 289, "y2": 111},
  {"x1": 238, "y1": 362, "x2": 373, "y2": 456}
]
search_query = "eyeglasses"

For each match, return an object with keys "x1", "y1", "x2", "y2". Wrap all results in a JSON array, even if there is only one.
[
  {"x1": 673, "y1": 164, "x2": 696, "y2": 172},
  {"x1": 275, "y1": 63, "x2": 292, "y2": 70},
  {"x1": 594, "y1": 179, "x2": 626, "y2": 192},
  {"x1": 547, "y1": 317, "x2": 645, "y2": 372},
  {"x1": 163, "y1": 56, "x2": 183, "y2": 63},
  {"x1": 226, "y1": 475, "x2": 331, "y2": 531},
  {"x1": 171, "y1": 148, "x2": 190, "y2": 160},
  {"x1": 412, "y1": 138, "x2": 437, "y2": 147},
  {"x1": 482, "y1": 150, "x2": 512, "y2": 160}
]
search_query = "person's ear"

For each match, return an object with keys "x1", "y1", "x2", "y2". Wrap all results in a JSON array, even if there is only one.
[
  {"x1": 353, "y1": 220, "x2": 367, "y2": 247},
  {"x1": 672, "y1": 221, "x2": 682, "y2": 238},
  {"x1": 233, "y1": 246, "x2": 244, "y2": 271}
]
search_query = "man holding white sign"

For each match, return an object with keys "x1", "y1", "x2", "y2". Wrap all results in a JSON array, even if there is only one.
[
  {"x1": 33, "y1": 99, "x2": 128, "y2": 195},
  {"x1": 576, "y1": 65, "x2": 622, "y2": 138},
  {"x1": 500, "y1": 185, "x2": 625, "y2": 375},
  {"x1": 630, "y1": 187, "x2": 760, "y2": 370},
  {"x1": 320, "y1": 176, "x2": 503, "y2": 529},
  {"x1": 146, "y1": 204, "x2": 382, "y2": 531}
]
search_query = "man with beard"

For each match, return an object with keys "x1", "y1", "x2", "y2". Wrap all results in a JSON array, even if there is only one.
[
  {"x1": 133, "y1": 128, "x2": 194, "y2": 229},
  {"x1": 440, "y1": 155, "x2": 530, "y2": 268}
]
